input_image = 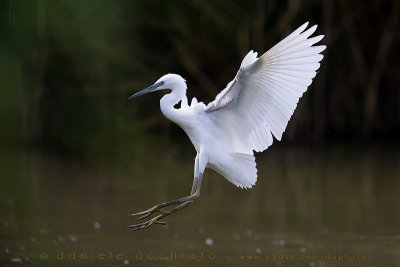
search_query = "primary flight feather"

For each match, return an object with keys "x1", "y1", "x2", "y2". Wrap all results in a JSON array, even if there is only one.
[{"x1": 128, "y1": 22, "x2": 325, "y2": 231}]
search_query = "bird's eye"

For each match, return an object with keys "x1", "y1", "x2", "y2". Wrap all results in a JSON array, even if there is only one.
[{"x1": 160, "y1": 81, "x2": 165, "y2": 85}]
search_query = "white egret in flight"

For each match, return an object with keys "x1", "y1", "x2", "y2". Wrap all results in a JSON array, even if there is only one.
[{"x1": 128, "y1": 22, "x2": 325, "y2": 231}]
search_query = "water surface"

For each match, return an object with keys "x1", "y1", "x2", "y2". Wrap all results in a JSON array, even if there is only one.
[{"x1": 0, "y1": 144, "x2": 399, "y2": 266}]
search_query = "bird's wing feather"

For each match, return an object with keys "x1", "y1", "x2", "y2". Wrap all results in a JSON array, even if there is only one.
[{"x1": 206, "y1": 22, "x2": 325, "y2": 153}]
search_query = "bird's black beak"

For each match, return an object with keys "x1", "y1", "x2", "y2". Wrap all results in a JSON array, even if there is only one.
[{"x1": 128, "y1": 82, "x2": 163, "y2": 100}]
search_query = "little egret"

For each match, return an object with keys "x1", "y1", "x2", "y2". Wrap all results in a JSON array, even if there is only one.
[{"x1": 128, "y1": 22, "x2": 325, "y2": 231}]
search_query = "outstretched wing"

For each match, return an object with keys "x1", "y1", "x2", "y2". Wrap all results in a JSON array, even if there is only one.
[{"x1": 206, "y1": 22, "x2": 325, "y2": 153}]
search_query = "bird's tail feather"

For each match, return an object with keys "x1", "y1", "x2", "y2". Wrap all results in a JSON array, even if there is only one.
[{"x1": 212, "y1": 153, "x2": 257, "y2": 189}]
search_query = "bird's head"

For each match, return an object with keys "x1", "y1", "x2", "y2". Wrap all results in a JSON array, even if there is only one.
[{"x1": 128, "y1": 74, "x2": 186, "y2": 100}]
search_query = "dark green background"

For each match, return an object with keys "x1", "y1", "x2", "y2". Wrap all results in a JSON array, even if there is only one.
[
  {"x1": 1, "y1": 0, "x2": 399, "y2": 157},
  {"x1": 0, "y1": 1, "x2": 399, "y2": 266}
]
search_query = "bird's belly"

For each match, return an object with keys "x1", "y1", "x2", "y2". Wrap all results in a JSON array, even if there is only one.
[
  {"x1": 183, "y1": 127, "x2": 214, "y2": 153},
  {"x1": 180, "y1": 118, "x2": 227, "y2": 154}
]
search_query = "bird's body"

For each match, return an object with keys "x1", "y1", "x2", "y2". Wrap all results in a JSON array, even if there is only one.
[
  {"x1": 159, "y1": 84, "x2": 258, "y2": 188},
  {"x1": 129, "y1": 22, "x2": 326, "y2": 230}
]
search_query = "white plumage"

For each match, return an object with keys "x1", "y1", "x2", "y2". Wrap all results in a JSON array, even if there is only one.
[
  {"x1": 131, "y1": 22, "x2": 325, "y2": 189},
  {"x1": 129, "y1": 22, "x2": 325, "y2": 230},
  {"x1": 203, "y1": 22, "x2": 325, "y2": 187}
]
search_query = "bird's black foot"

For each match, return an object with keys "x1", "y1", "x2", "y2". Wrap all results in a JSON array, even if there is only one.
[
  {"x1": 128, "y1": 214, "x2": 169, "y2": 231},
  {"x1": 129, "y1": 200, "x2": 193, "y2": 231},
  {"x1": 129, "y1": 205, "x2": 161, "y2": 220}
]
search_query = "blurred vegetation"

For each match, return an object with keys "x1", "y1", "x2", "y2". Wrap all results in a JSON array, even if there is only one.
[
  {"x1": 1, "y1": 3, "x2": 400, "y2": 264},
  {"x1": 0, "y1": 0, "x2": 399, "y2": 160}
]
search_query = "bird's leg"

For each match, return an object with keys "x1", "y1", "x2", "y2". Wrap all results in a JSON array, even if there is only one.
[
  {"x1": 128, "y1": 200, "x2": 194, "y2": 231},
  {"x1": 130, "y1": 182, "x2": 199, "y2": 220},
  {"x1": 129, "y1": 194, "x2": 197, "y2": 219},
  {"x1": 129, "y1": 153, "x2": 206, "y2": 231},
  {"x1": 129, "y1": 154, "x2": 201, "y2": 219},
  {"x1": 128, "y1": 173, "x2": 203, "y2": 231},
  {"x1": 191, "y1": 154, "x2": 200, "y2": 194}
]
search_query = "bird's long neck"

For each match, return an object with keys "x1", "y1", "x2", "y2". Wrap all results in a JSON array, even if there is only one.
[{"x1": 160, "y1": 85, "x2": 187, "y2": 124}]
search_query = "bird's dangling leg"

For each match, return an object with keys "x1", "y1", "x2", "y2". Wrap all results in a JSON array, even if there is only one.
[
  {"x1": 130, "y1": 155, "x2": 201, "y2": 219},
  {"x1": 128, "y1": 174, "x2": 203, "y2": 231},
  {"x1": 128, "y1": 153, "x2": 206, "y2": 231}
]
